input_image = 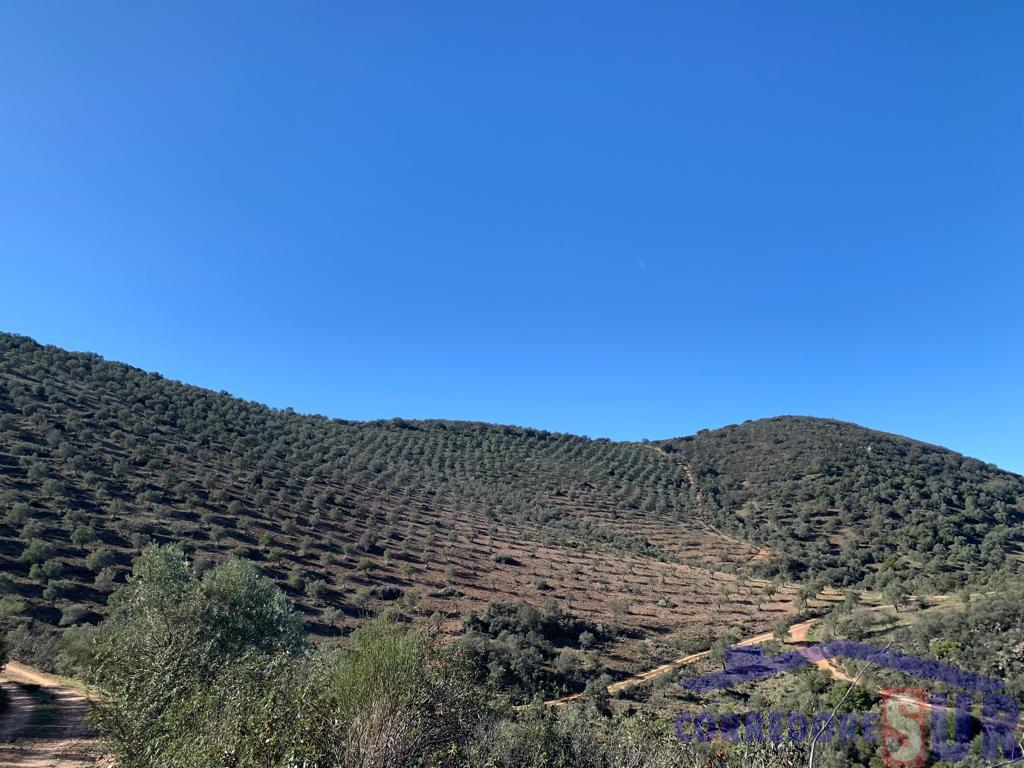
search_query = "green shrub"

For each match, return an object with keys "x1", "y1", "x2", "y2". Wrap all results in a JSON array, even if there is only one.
[
  {"x1": 41, "y1": 558, "x2": 65, "y2": 580},
  {"x1": 305, "y1": 579, "x2": 328, "y2": 601},
  {"x1": 59, "y1": 603, "x2": 90, "y2": 626},
  {"x1": 19, "y1": 520, "x2": 45, "y2": 540},
  {"x1": 4, "y1": 502, "x2": 29, "y2": 526},
  {"x1": 94, "y1": 567, "x2": 118, "y2": 593},
  {"x1": 0, "y1": 596, "x2": 26, "y2": 617},
  {"x1": 42, "y1": 581, "x2": 64, "y2": 601},
  {"x1": 18, "y1": 539, "x2": 55, "y2": 565},
  {"x1": 70, "y1": 524, "x2": 98, "y2": 545},
  {"x1": 458, "y1": 601, "x2": 613, "y2": 700},
  {"x1": 286, "y1": 568, "x2": 306, "y2": 591},
  {"x1": 85, "y1": 547, "x2": 116, "y2": 572},
  {"x1": 75, "y1": 545, "x2": 305, "y2": 767}
]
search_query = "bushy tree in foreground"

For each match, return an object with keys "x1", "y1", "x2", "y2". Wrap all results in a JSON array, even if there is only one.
[{"x1": 68, "y1": 545, "x2": 306, "y2": 766}]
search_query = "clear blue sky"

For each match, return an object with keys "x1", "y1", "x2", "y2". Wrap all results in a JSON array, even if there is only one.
[{"x1": 1, "y1": 3, "x2": 1022, "y2": 472}]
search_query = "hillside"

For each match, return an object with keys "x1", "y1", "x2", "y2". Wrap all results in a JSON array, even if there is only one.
[
  {"x1": 660, "y1": 418, "x2": 1024, "y2": 588},
  {"x1": 1, "y1": 332, "x2": 1021, "y2": 675}
]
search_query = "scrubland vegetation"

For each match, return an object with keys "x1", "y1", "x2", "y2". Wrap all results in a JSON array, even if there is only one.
[
  {"x1": 53, "y1": 545, "x2": 1024, "y2": 767},
  {"x1": 67, "y1": 545, "x2": 858, "y2": 768}
]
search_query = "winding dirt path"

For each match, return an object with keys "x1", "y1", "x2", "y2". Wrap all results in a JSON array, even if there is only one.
[
  {"x1": 552, "y1": 601, "x2": 909, "y2": 707},
  {"x1": 547, "y1": 617, "x2": 821, "y2": 706},
  {"x1": 0, "y1": 662, "x2": 104, "y2": 768},
  {"x1": 576, "y1": 600, "x2": 1022, "y2": 737}
]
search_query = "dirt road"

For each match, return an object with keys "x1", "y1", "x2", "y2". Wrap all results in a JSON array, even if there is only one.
[
  {"x1": 554, "y1": 601, "x2": 1022, "y2": 738},
  {"x1": 0, "y1": 661, "x2": 103, "y2": 768},
  {"x1": 547, "y1": 617, "x2": 820, "y2": 706},
  {"x1": 550, "y1": 602, "x2": 915, "y2": 707}
]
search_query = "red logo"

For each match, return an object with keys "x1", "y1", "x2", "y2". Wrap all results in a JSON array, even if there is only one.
[{"x1": 882, "y1": 688, "x2": 927, "y2": 767}]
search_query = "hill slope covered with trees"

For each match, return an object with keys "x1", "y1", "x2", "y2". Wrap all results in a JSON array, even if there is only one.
[
  {"x1": 1, "y1": 332, "x2": 1021, "y2": 673},
  {"x1": 660, "y1": 417, "x2": 1024, "y2": 588}
]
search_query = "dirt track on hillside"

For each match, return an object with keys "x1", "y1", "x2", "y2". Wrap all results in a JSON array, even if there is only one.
[
  {"x1": 555, "y1": 600, "x2": 1023, "y2": 740},
  {"x1": 547, "y1": 616, "x2": 821, "y2": 706},
  {"x1": 545, "y1": 601, "x2": 900, "y2": 707},
  {"x1": 0, "y1": 662, "x2": 104, "y2": 768}
]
